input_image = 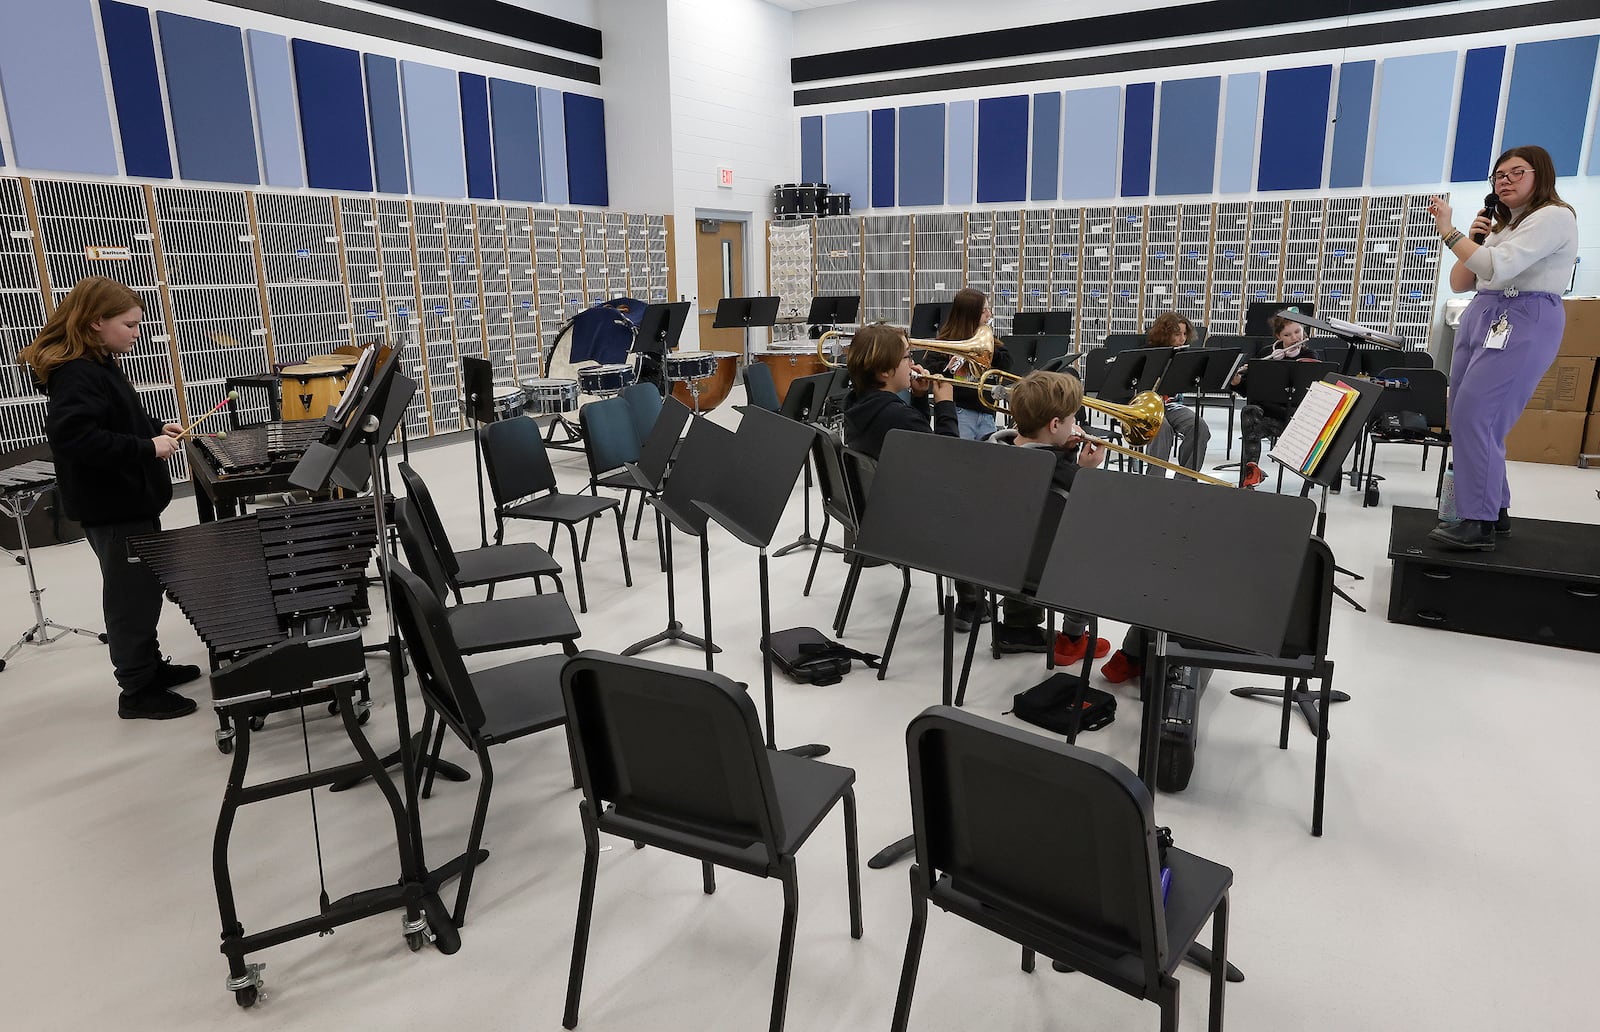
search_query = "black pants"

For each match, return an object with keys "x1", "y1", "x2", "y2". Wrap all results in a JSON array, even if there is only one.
[
  {"x1": 1240, "y1": 404, "x2": 1286, "y2": 467},
  {"x1": 84, "y1": 519, "x2": 166, "y2": 695},
  {"x1": 1000, "y1": 597, "x2": 1089, "y2": 638}
]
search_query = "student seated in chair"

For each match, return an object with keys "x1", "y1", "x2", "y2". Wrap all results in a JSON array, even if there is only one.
[
  {"x1": 1230, "y1": 314, "x2": 1323, "y2": 489},
  {"x1": 1143, "y1": 311, "x2": 1212, "y2": 481}
]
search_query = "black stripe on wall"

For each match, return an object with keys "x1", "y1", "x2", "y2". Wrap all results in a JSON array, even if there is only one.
[
  {"x1": 792, "y1": 0, "x2": 1448, "y2": 83},
  {"x1": 795, "y1": 0, "x2": 1598, "y2": 106},
  {"x1": 373, "y1": 1, "x2": 602, "y2": 59},
  {"x1": 212, "y1": 0, "x2": 601, "y2": 84}
]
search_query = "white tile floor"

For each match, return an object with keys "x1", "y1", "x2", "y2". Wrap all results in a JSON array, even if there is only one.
[{"x1": 3, "y1": 394, "x2": 1596, "y2": 1031}]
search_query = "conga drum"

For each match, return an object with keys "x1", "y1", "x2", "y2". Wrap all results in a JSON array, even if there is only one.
[
  {"x1": 753, "y1": 346, "x2": 827, "y2": 403},
  {"x1": 279, "y1": 364, "x2": 346, "y2": 421},
  {"x1": 668, "y1": 351, "x2": 739, "y2": 414}
]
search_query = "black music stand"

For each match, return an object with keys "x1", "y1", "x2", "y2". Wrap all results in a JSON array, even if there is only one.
[
  {"x1": 624, "y1": 417, "x2": 732, "y2": 666},
  {"x1": 1277, "y1": 309, "x2": 1404, "y2": 353},
  {"x1": 806, "y1": 294, "x2": 860, "y2": 329},
  {"x1": 909, "y1": 302, "x2": 951, "y2": 339},
  {"x1": 1156, "y1": 348, "x2": 1209, "y2": 406},
  {"x1": 461, "y1": 356, "x2": 495, "y2": 548},
  {"x1": 773, "y1": 371, "x2": 849, "y2": 560},
  {"x1": 713, "y1": 295, "x2": 781, "y2": 330},
  {"x1": 635, "y1": 302, "x2": 690, "y2": 398}
]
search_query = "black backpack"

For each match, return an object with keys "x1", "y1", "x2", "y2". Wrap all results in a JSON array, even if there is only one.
[
  {"x1": 761, "y1": 627, "x2": 880, "y2": 687},
  {"x1": 1008, "y1": 672, "x2": 1117, "y2": 735}
]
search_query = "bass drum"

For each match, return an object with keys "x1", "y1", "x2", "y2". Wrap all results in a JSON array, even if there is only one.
[
  {"x1": 796, "y1": 183, "x2": 826, "y2": 217},
  {"x1": 754, "y1": 346, "x2": 827, "y2": 403},
  {"x1": 773, "y1": 184, "x2": 805, "y2": 221},
  {"x1": 669, "y1": 351, "x2": 740, "y2": 413}
]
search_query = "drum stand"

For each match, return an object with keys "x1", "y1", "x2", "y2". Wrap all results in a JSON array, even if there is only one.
[
  {"x1": 0, "y1": 485, "x2": 105, "y2": 672},
  {"x1": 543, "y1": 410, "x2": 585, "y2": 452}
]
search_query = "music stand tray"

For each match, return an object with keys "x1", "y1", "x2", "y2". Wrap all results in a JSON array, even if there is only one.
[
  {"x1": 806, "y1": 295, "x2": 860, "y2": 326},
  {"x1": 712, "y1": 296, "x2": 781, "y2": 329}
]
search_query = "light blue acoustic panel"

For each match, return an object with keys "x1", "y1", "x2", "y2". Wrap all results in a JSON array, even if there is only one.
[
  {"x1": 1503, "y1": 35, "x2": 1599, "y2": 177},
  {"x1": 898, "y1": 103, "x2": 944, "y2": 207},
  {"x1": 801, "y1": 115, "x2": 823, "y2": 183},
  {"x1": 538, "y1": 86, "x2": 567, "y2": 205},
  {"x1": 1257, "y1": 65, "x2": 1331, "y2": 191},
  {"x1": 293, "y1": 39, "x2": 370, "y2": 192},
  {"x1": 946, "y1": 100, "x2": 975, "y2": 205},
  {"x1": 1328, "y1": 61, "x2": 1374, "y2": 189},
  {"x1": 871, "y1": 107, "x2": 895, "y2": 208},
  {"x1": 1030, "y1": 92, "x2": 1061, "y2": 201},
  {"x1": 1452, "y1": 47, "x2": 1506, "y2": 183},
  {"x1": 976, "y1": 95, "x2": 1028, "y2": 203},
  {"x1": 1219, "y1": 72, "x2": 1260, "y2": 193},
  {"x1": 564, "y1": 93, "x2": 607, "y2": 206},
  {"x1": 489, "y1": 78, "x2": 542, "y2": 202},
  {"x1": 1060, "y1": 86, "x2": 1120, "y2": 201},
  {"x1": 1371, "y1": 52, "x2": 1456, "y2": 187},
  {"x1": 824, "y1": 111, "x2": 870, "y2": 210},
  {"x1": 1155, "y1": 76, "x2": 1219, "y2": 196},
  {"x1": 158, "y1": 13, "x2": 258, "y2": 184},
  {"x1": 1120, "y1": 82, "x2": 1155, "y2": 198},
  {"x1": 101, "y1": 2, "x2": 172, "y2": 180},
  {"x1": 247, "y1": 31, "x2": 302, "y2": 187},
  {"x1": 402, "y1": 60, "x2": 466, "y2": 197},
  {"x1": 365, "y1": 54, "x2": 407, "y2": 194},
  {"x1": 0, "y1": 1, "x2": 119, "y2": 175},
  {"x1": 460, "y1": 73, "x2": 495, "y2": 199}
]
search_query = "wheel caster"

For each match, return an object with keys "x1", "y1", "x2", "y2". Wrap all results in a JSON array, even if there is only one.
[
  {"x1": 248, "y1": 714, "x2": 266, "y2": 732},
  {"x1": 23, "y1": 631, "x2": 34, "y2": 643},
  {"x1": 97, "y1": 633, "x2": 109, "y2": 643},
  {"x1": 0, "y1": 659, "x2": 6, "y2": 672},
  {"x1": 235, "y1": 987, "x2": 258, "y2": 1008},
  {"x1": 405, "y1": 930, "x2": 429, "y2": 953},
  {"x1": 12, "y1": 554, "x2": 23, "y2": 565},
  {"x1": 357, "y1": 705, "x2": 371, "y2": 726},
  {"x1": 226, "y1": 963, "x2": 265, "y2": 1007},
  {"x1": 217, "y1": 737, "x2": 233, "y2": 754}
]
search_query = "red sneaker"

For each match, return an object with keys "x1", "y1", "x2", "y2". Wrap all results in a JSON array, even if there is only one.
[
  {"x1": 1100, "y1": 649, "x2": 1142, "y2": 684},
  {"x1": 1054, "y1": 632, "x2": 1110, "y2": 666},
  {"x1": 1241, "y1": 462, "x2": 1265, "y2": 489}
]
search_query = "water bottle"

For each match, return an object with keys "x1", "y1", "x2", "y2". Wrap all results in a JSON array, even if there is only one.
[{"x1": 1438, "y1": 464, "x2": 1459, "y2": 523}]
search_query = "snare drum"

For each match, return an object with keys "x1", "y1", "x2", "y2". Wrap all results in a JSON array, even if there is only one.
[
  {"x1": 279, "y1": 364, "x2": 346, "y2": 421},
  {"x1": 666, "y1": 350, "x2": 721, "y2": 382},
  {"x1": 519, "y1": 378, "x2": 580, "y2": 415},
  {"x1": 491, "y1": 385, "x2": 528, "y2": 421},
  {"x1": 754, "y1": 347, "x2": 828, "y2": 403},
  {"x1": 578, "y1": 363, "x2": 637, "y2": 397}
]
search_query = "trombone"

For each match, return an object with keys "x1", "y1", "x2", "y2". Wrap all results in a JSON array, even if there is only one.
[{"x1": 816, "y1": 325, "x2": 998, "y2": 377}]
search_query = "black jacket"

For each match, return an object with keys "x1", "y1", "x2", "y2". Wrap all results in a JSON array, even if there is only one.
[
  {"x1": 842, "y1": 388, "x2": 959, "y2": 460},
  {"x1": 990, "y1": 428, "x2": 1083, "y2": 491},
  {"x1": 43, "y1": 357, "x2": 173, "y2": 526}
]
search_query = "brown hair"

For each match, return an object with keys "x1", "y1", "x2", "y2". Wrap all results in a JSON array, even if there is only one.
[
  {"x1": 937, "y1": 288, "x2": 988, "y2": 342},
  {"x1": 1490, "y1": 145, "x2": 1576, "y2": 232},
  {"x1": 1147, "y1": 311, "x2": 1194, "y2": 348},
  {"x1": 17, "y1": 276, "x2": 144, "y2": 384},
  {"x1": 1269, "y1": 314, "x2": 1304, "y2": 338},
  {"x1": 846, "y1": 322, "x2": 908, "y2": 394},
  {"x1": 1008, "y1": 370, "x2": 1084, "y2": 438}
]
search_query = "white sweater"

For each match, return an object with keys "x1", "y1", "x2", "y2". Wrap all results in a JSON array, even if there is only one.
[{"x1": 1462, "y1": 203, "x2": 1579, "y2": 294}]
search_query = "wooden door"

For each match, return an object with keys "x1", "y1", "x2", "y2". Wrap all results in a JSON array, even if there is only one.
[{"x1": 694, "y1": 219, "x2": 745, "y2": 353}]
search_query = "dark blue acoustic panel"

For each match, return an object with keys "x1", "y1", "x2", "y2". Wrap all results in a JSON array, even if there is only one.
[
  {"x1": 801, "y1": 115, "x2": 823, "y2": 183},
  {"x1": 1503, "y1": 35, "x2": 1599, "y2": 177},
  {"x1": 1258, "y1": 65, "x2": 1332, "y2": 191},
  {"x1": 1155, "y1": 76, "x2": 1219, "y2": 195},
  {"x1": 897, "y1": 104, "x2": 944, "y2": 207},
  {"x1": 1030, "y1": 92, "x2": 1060, "y2": 201},
  {"x1": 292, "y1": 39, "x2": 372, "y2": 192},
  {"x1": 1328, "y1": 61, "x2": 1374, "y2": 189},
  {"x1": 489, "y1": 78, "x2": 542, "y2": 202},
  {"x1": 564, "y1": 93, "x2": 608, "y2": 207},
  {"x1": 1451, "y1": 47, "x2": 1506, "y2": 183},
  {"x1": 976, "y1": 95, "x2": 1028, "y2": 203},
  {"x1": 871, "y1": 107, "x2": 895, "y2": 208},
  {"x1": 157, "y1": 12, "x2": 258, "y2": 184},
  {"x1": 459, "y1": 72, "x2": 495, "y2": 199},
  {"x1": 1120, "y1": 82, "x2": 1155, "y2": 197},
  {"x1": 365, "y1": 54, "x2": 407, "y2": 193},
  {"x1": 100, "y1": 2, "x2": 171, "y2": 180}
]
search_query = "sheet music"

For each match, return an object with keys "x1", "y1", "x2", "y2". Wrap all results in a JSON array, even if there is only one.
[{"x1": 1268, "y1": 381, "x2": 1348, "y2": 472}]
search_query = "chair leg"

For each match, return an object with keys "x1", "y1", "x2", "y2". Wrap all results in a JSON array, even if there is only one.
[
  {"x1": 803, "y1": 513, "x2": 831, "y2": 597},
  {"x1": 1313, "y1": 667, "x2": 1333, "y2": 837},
  {"x1": 843, "y1": 788, "x2": 862, "y2": 939},
  {"x1": 1278, "y1": 675, "x2": 1294, "y2": 751},
  {"x1": 566, "y1": 524, "x2": 588, "y2": 613},
  {"x1": 563, "y1": 806, "x2": 601, "y2": 1030},
  {"x1": 451, "y1": 748, "x2": 495, "y2": 928},
  {"x1": 493, "y1": 513, "x2": 505, "y2": 546},
  {"x1": 1435, "y1": 444, "x2": 1449, "y2": 499},
  {"x1": 702, "y1": 861, "x2": 716, "y2": 895},
  {"x1": 1158, "y1": 975, "x2": 1180, "y2": 1032},
  {"x1": 1208, "y1": 894, "x2": 1230, "y2": 1032},
  {"x1": 890, "y1": 872, "x2": 928, "y2": 1032},
  {"x1": 878, "y1": 567, "x2": 913, "y2": 681},
  {"x1": 421, "y1": 714, "x2": 447, "y2": 799},
  {"x1": 1021, "y1": 947, "x2": 1035, "y2": 973},
  {"x1": 769, "y1": 859, "x2": 800, "y2": 1032},
  {"x1": 834, "y1": 557, "x2": 863, "y2": 637},
  {"x1": 547, "y1": 523, "x2": 559, "y2": 554},
  {"x1": 633, "y1": 491, "x2": 646, "y2": 540},
  {"x1": 582, "y1": 487, "x2": 597, "y2": 559},
  {"x1": 613, "y1": 508, "x2": 632, "y2": 587}
]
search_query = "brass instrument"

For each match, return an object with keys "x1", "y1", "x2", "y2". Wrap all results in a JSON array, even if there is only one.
[{"x1": 815, "y1": 325, "x2": 997, "y2": 378}]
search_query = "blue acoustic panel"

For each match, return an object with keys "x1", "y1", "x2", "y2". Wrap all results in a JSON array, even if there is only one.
[
  {"x1": 1371, "y1": 52, "x2": 1456, "y2": 187},
  {"x1": 460, "y1": 73, "x2": 494, "y2": 199},
  {"x1": 1120, "y1": 82, "x2": 1155, "y2": 198},
  {"x1": 247, "y1": 31, "x2": 303, "y2": 187},
  {"x1": 824, "y1": 111, "x2": 870, "y2": 209},
  {"x1": 871, "y1": 107, "x2": 895, "y2": 208},
  {"x1": 564, "y1": 93, "x2": 608, "y2": 206},
  {"x1": 489, "y1": 78, "x2": 542, "y2": 202},
  {"x1": 101, "y1": 2, "x2": 171, "y2": 180},
  {"x1": 292, "y1": 40, "x2": 370, "y2": 192},
  {"x1": 1258, "y1": 65, "x2": 1331, "y2": 191},
  {"x1": 1219, "y1": 72, "x2": 1260, "y2": 193},
  {"x1": 1060, "y1": 86, "x2": 1120, "y2": 200},
  {"x1": 365, "y1": 54, "x2": 407, "y2": 193},
  {"x1": 1503, "y1": 35, "x2": 1600, "y2": 177},
  {"x1": 898, "y1": 103, "x2": 944, "y2": 207},
  {"x1": 976, "y1": 95, "x2": 1028, "y2": 203},
  {"x1": 947, "y1": 100, "x2": 975, "y2": 205},
  {"x1": 1155, "y1": 76, "x2": 1219, "y2": 196},
  {"x1": 801, "y1": 115, "x2": 823, "y2": 183},
  {"x1": 1328, "y1": 61, "x2": 1374, "y2": 189},
  {"x1": 538, "y1": 86, "x2": 567, "y2": 205},
  {"x1": 403, "y1": 60, "x2": 467, "y2": 197},
  {"x1": 1452, "y1": 47, "x2": 1506, "y2": 183},
  {"x1": 158, "y1": 12, "x2": 258, "y2": 184},
  {"x1": 0, "y1": 1, "x2": 118, "y2": 175},
  {"x1": 1030, "y1": 92, "x2": 1061, "y2": 201}
]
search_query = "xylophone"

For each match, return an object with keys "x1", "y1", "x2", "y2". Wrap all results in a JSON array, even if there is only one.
[{"x1": 186, "y1": 421, "x2": 327, "y2": 522}]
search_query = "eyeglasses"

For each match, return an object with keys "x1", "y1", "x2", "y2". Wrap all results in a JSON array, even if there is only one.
[{"x1": 1490, "y1": 167, "x2": 1531, "y2": 185}]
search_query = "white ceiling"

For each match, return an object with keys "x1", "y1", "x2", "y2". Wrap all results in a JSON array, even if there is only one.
[{"x1": 765, "y1": 0, "x2": 861, "y2": 11}]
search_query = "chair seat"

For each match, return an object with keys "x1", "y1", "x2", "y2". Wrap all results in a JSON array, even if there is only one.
[
  {"x1": 468, "y1": 653, "x2": 569, "y2": 744},
  {"x1": 768, "y1": 749, "x2": 856, "y2": 854},
  {"x1": 453, "y1": 542, "x2": 562, "y2": 588},
  {"x1": 597, "y1": 468, "x2": 650, "y2": 492},
  {"x1": 502, "y1": 492, "x2": 619, "y2": 524},
  {"x1": 448, "y1": 594, "x2": 580, "y2": 654},
  {"x1": 1155, "y1": 848, "x2": 1233, "y2": 975}
]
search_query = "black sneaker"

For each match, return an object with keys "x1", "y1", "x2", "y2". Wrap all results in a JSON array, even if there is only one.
[
  {"x1": 1496, "y1": 508, "x2": 1512, "y2": 536},
  {"x1": 118, "y1": 689, "x2": 198, "y2": 720},
  {"x1": 950, "y1": 602, "x2": 990, "y2": 634},
  {"x1": 994, "y1": 625, "x2": 1050, "y2": 654},
  {"x1": 150, "y1": 660, "x2": 202, "y2": 690},
  {"x1": 1427, "y1": 519, "x2": 1495, "y2": 552}
]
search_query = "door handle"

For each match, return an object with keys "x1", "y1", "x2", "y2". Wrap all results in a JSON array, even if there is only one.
[{"x1": 697, "y1": 308, "x2": 716, "y2": 316}]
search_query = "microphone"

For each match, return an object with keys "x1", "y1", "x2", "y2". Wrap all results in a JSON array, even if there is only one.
[{"x1": 1473, "y1": 191, "x2": 1498, "y2": 244}]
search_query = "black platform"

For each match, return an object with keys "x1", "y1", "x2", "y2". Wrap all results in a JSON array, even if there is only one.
[{"x1": 1388, "y1": 506, "x2": 1600, "y2": 653}]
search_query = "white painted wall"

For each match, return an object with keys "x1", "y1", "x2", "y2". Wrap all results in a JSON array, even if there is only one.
[{"x1": 598, "y1": 0, "x2": 675, "y2": 214}]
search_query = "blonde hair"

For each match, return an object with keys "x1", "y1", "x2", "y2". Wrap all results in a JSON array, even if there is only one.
[
  {"x1": 17, "y1": 277, "x2": 144, "y2": 384},
  {"x1": 846, "y1": 322, "x2": 908, "y2": 393},
  {"x1": 1008, "y1": 370, "x2": 1084, "y2": 438}
]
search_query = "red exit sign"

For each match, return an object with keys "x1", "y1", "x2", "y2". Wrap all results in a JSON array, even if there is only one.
[{"x1": 717, "y1": 167, "x2": 734, "y2": 188}]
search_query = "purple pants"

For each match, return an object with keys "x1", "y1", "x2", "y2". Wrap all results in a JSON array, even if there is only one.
[{"x1": 1448, "y1": 290, "x2": 1565, "y2": 521}]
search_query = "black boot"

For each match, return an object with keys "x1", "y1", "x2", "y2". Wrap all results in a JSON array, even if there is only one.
[
  {"x1": 1496, "y1": 508, "x2": 1512, "y2": 536},
  {"x1": 1428, "y1": 519, "x2": 1496, "y2": 551}
]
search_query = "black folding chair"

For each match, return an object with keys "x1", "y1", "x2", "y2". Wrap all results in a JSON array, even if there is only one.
[
  {"x1": 1359, "y1": 366, "x2": 1451, "y2": 505},
  {"x1": 1100, "y1": 332, "x2": 1148, "y2": 354},
  {"x1": 743, "y1": 362, "x2": 782, "y2": 412},
  {"x1": 560, "y1": 651, "x2": 862, "y2": 1032}
]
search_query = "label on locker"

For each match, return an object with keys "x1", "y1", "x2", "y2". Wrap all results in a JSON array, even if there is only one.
[
  {"x1": 325, "y1": 236, "x2": 338, "y2": 243},
  {"x1": 8, "y1": 230, "x2": 32, "y2": 239},
  {"x1": 84, "y1": 245, "x2": 131, "y2": 260},
  {"x1": 521, "y1": 300, "x2": 532, "y2": 308},
  {"x1": 338, "y1": 323, "x2": 351, "y2": 330},
  {"x1": 296, "y1": 248, "x2": 310, "y2": 256},
  {"x1": 433, "y1": 305, "x2": 446, "y2": 314},
  {"x1": 237, "y1": 234, "x2": 254, "y2": 242}
]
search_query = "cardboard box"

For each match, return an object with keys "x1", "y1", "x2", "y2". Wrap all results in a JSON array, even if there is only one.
[
  {"x1": 1584, "y1": 411, "x2": 1600, "y2": 460},
  {"x1": 1505, "y1": 408, "x2": 1586, "y2": 465},
  {"x1": 1561, "y1": 298, "x2": 1600, "y2": 359},
  {"x1": 1524, "y1": 355, "x2": 1597, "y2": 412}
]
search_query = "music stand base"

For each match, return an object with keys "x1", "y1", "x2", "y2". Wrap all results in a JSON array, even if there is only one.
[
  {"x1": 621, "y1": 621, "x2": 720, "y2": 657},
  {"x1": 773, "y1": 535, "x2": 844, "y2": 558},
  {"x1": 1185, "y1": 943, "x2": 1246, "y2": 983},
  {"x1": 1229, "y1": 685, "x2": 1350, "y2": 737},
  {"x1": 782, "y1": 743, "x2": 830, "y2": 759},
  {"x1": 867, "y1": 834, "x2": 916, "y2": 870}
]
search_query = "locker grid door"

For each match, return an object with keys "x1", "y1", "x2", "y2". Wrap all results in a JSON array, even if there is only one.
[
  {"x1": 1049, "y1": 208, "x2": 1083, "y2": 345},
  {"x1": 375, "y1": 199, "x2": 431, "y2": 439},
  {"x1": 1354, "y1": 194, "x2": 1406, "y2": 335},
  {"x1": 769, "y1": 221, "x2": 814, "y2": 344},
  {"x1": 1206, "y1": 202, "x2": 1251, "y2": 335},
  {"x1": 1175, "y1": 203, "x2": 1214, "y2": 325},
  {"x1": 1019, "y1": 210, "x2": 1052, "y2": 314},
  {"x1": 862, "y1": 214, "x2": 911, "y2": 327},
  {"x1": 0, "y1": 178, "x2": 48, "y2": 401},
  {"x1": 1140, "y1": 204, "x2": 1180, "y2": 325},
  {"x1": 252, "y1": 192, "x2": 352, "y2": 369},
  {"x1": 814, "y1": 217, "x2": 862, "y2": 317},
  {"x1": 1077, "y1": 206, "x2": 1115, "y2": 344},
  {"x1": 1317, "y1": 197, "x2": 1364, "y2": 323},
  {"x1": 1394, "y1": 194, "x2": 1444, "y2": 348},
  {"x1": 989, "y1": 210, "x2": 1022, "y2": 335},
  {"x1": 1108, "y1": 206, "x2": 1145, "y2": 335},
  {"x1": 413, "y1": 201, "x2": 462, "y2": 433}
]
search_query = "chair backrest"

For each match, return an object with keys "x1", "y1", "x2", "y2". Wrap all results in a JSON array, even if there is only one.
[
  {"x1": 388, "y1": 562, "x2": 487, "y2": 734},
  {"x1": 1307, "y1": 336, "x2": 1348, "y2": 371},
  {"x1": 482, "y1": 415, "x2": 558, "y2": 505},
  {"x1": 906, "y1": 707, "x2": 1167, "y2": 985},
  {"x1": 623, "y1": 381, "x2": 664, "y2": 444},
  {"x1": 1082, "y1": 348, "x2": 1114, "y2": 395},
  {"x1": 1099, "y1": 333, "x2": 1146, "y2": 355},
  {"x1": 396, "y1": 461, "x2": 461, "y2": 579},
  {"x1": 635, "y1": 395, "x2": 692, "y2": 488},
  {"x1": 1279, "y1": 536, "x2": 1336, "y2": 660},
  {"x1": 1030, "y1": 335, "x2": 1076, "y2": 372},
  {"x1": 840, "y1": 447, "x2": 877, "y2": 522},
  {"x1": 561, "y1": 651, "x2": 785, "y2": 860},
  {"x1": 811, "y1": 432, "x2": 857, "y2": 532},
  {"x1": 1287, "y1": 360, "x2": 1337, "y2": 408},
  {"x1": 742, "y1": 362, "x2": 782, "y2": 412},
  {"x1": 579, "y1": 396, "x2": 641, "y2": 481},
  {"x1": 1205, "y1": 333, "x2": 1271, "y2": 358},
  {"x1": 394, "y1": 498, "x2": 459, "y2": 599},
  {"x1": 1374, "y1": 366, "x2": 1449, "y2": 426}
]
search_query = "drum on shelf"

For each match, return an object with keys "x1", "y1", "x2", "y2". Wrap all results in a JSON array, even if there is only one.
[
  {"x1": 666, "y1": 350, "x2": 721, "y2": 382},
  {"x1": 774, "y1": 184, "x2": 805, "y2": 220},
  {"x1": 821, "y1": 192, "x2": 852, "y2": 218},
  {"x1": 491, "y1": 385, "x2": 529, "y2": 421},
  {"x1": 279, "y1": 364, "x2": 346, "y2": 421},
  {"x1": 519, "y1": 378, "x2": 581, "y2": 416},
  {"x1": 669, "y1": 351, "x2": 740, "y2": 414},
  {"x1": 578, "y1": 363, "x2": 637, "y2": 397},
  {"x1": 797, "y1": 183, "x2": 826, "y2": 217},
  {"x1": 754, "y1": 346, "x2": 828, "y2": 403}
]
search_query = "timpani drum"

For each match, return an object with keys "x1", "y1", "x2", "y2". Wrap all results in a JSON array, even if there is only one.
[
  {"x1": 754, "y1": 346, "x2": 828, "y2": 403},
  {"x1": 519, "y1": 378, "x2": 581, "y2": 415},
  {"x1": 668, "y1": 351, "x2": 739, "y2": 414},
  {"x1": 578, "y1": 364, "x2": 637, "y2": 398},
  {"x1": 279, "y1": 364, "x2": 346, "y2": 421}
]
